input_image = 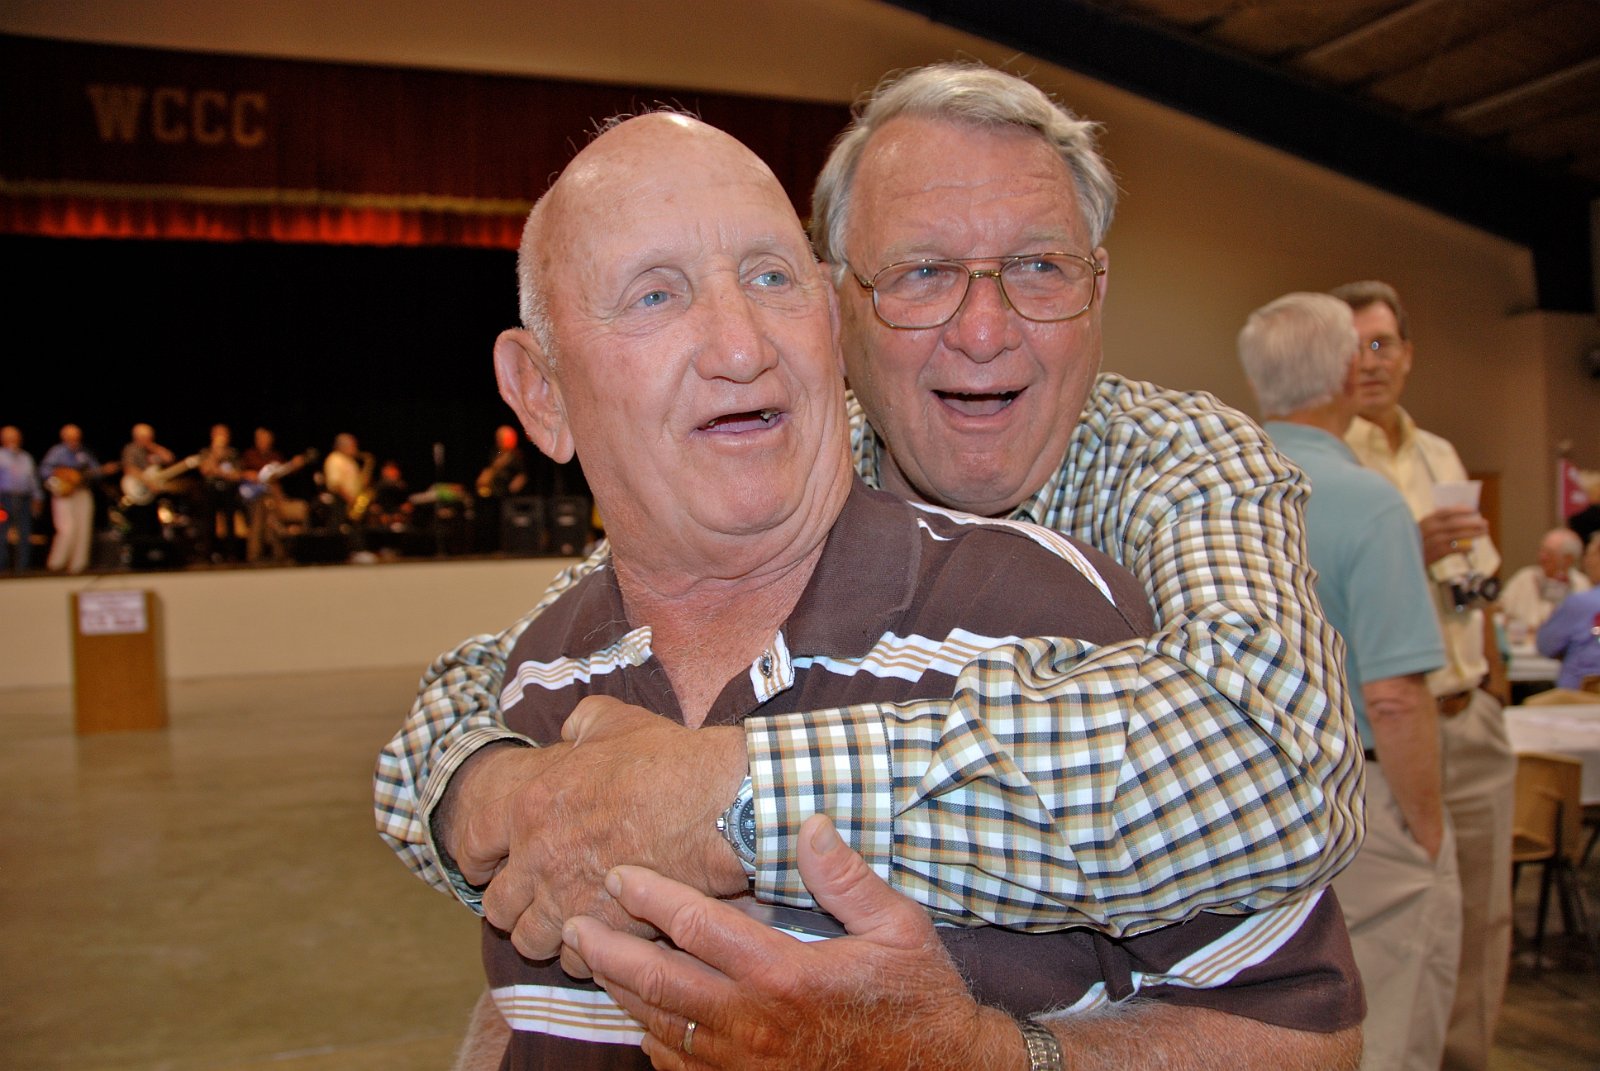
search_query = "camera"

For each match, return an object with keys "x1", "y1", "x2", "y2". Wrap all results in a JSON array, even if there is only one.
[{"x1": 1448, "y1": 572, "x2": 1501, "y2": 613}]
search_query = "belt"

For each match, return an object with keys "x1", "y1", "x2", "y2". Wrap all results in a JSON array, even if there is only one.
[{"x1": 1437, "y1": 689, "x2": 1474, "y2": 717}]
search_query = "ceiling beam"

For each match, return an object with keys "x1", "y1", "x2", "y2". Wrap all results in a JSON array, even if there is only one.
[
  {"x1": 880, "y1": 0, "x2": 1595, "y2": 312},
  {"x1": 1449, "y1": 54, "x2": 1600, "y2": 124}
]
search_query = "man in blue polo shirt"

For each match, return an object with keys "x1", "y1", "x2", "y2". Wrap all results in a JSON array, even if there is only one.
[{"x1": 1239, "y1": 292, "x2": 1456, "y2": 1071}]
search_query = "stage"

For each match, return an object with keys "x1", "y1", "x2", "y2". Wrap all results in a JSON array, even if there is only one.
[{"x1": 0, "y1": 555, "x2": 577, "y2": 691}]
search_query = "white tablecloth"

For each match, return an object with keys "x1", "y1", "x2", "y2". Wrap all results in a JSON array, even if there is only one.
[
  {"x1": 1508, "y1": 644, "x2": 1563, "y2": 683},
  {"x1": 1505, "y1": 703, "x2": 1600, "y2": 805}
]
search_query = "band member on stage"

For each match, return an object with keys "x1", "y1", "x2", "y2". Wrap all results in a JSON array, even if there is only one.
[
  {"x1": 196, "y1": 423, "x2": 244, "y2": 563},
  {"x1": 474, "y1": 425, "x2": 528, "y2": 553},
  {"x1": 40, "y1": 424, "x2": 104, "y2": 574},
  {"x1": 0, "y1": 425, "x2": 45, "y2": 574},
  {"x1": 323, "y1": 432, "x2": 373, "y2": 524},
  {"x1": 241, "y1": 427, "x2": 286, "y2": 563},
  {"x1": 120, "y1": 423, "x2": 178, "y2": 542},
  {"x1": 476, "y1": 425, "x2": 528, "y2": 499}
]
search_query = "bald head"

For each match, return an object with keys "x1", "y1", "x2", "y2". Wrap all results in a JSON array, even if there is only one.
[
  {"x1": 1538, "y1": 526, "x2": 1583, "y2": 577},
  {"x1": 516, "y1": 113, "x2": 802, "y2": 353}
]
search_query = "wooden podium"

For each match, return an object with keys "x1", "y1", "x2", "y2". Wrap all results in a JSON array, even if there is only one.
[{"x1": 71, "y1": 589, "x2": 168, "y2": 734}]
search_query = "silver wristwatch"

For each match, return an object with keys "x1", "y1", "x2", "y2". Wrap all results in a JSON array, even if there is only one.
[
  {"x1": 1017, "y1": 1017, "x2": 1063, "y2": 1071},
  {"x1": 716, "y1": 775, "x2": 757, "y2": 876}
]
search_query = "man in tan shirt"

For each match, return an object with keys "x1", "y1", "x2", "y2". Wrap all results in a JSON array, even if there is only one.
[{"x1": 1334, "y1": 279, "x2": 1515, "y2": 1071}]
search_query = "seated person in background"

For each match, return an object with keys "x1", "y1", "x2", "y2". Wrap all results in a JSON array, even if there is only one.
[
  {"x1": 1585, "y1": 529, "x2": 1600, "y2": 585},
  {"x1": 1501, "y1": 527, "x2": 1590, "y2": 641},
  {"x1": 444, "y1": 110, "x2": 1360, "y2": 1070},
  {"x1": 1536, "y1": 532, "x2": 1600, "y2": 693}
]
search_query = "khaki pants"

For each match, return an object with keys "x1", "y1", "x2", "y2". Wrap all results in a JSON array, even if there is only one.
[
  {"x1": 1440, "y1": 689, "x2": 1514, "y2": 1071},
  {"x1": 47, "y1": 489, "x2": 93, "y2": 573},
  {"x1": 1335, "y1": 762, "x2": 1461, "y2": 1071}
]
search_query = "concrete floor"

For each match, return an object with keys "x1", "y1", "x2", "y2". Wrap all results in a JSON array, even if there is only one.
[
  {"x1": 0, "y1": 668, "x2": 483, "y2": 1071},
  {"x1": 2, "y1": 668, "x2": 1596, "y2": 1070}
]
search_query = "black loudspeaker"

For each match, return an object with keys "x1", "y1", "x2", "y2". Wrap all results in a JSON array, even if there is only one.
[
  {"x1": 129, "y1": 535, "x2": 185, "y2": 571},
  {"x1": 91, "y1": 531, "x2": 126, "y2": 570},
  {"x1": 501, "y1": 496, "x2": 545, "y2": 556},
  {"x1": 546, "y1": 496, "x2": 591, "y2": 557},
  {"x1": 288, "y1": 529, "x2": 350, "y2": 564}
]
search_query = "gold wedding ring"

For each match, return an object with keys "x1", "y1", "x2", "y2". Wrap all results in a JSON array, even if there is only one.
[{"x1": 683, "y1": 1019, "x2": 698, "y2": 1055}]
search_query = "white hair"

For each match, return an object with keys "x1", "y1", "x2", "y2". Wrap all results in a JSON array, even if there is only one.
[
  {"x1": 1544, "y1": 526, "x2": 1582, "y2": 558},
  {"x1": 810, "y1": 62, "x2": 1119, "y2": 270},
  {"x1": 1237, "y1": 293, "x2": 1359, "y2": 418}
]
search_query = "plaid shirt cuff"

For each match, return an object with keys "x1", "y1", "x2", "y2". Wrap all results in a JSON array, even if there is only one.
[
  {"x1": 420, "y1": 727, "x2": 537, "y2": 912},
  {"x1": 745, "y1": 707, "x2": 894, "y2": 906}
]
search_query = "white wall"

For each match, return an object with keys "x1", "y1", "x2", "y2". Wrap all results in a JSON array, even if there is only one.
[{"x1": 0, "y1": 558, "x2": 573, "y2": 690}]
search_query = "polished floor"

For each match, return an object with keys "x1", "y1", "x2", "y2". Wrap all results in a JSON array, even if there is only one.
[
  {"x1": 1, "y1": 669, "x2": 483, "y2": 1071},
  {"x1": 1, "y1": 669, "x2": 1596, "y2": 1070}
]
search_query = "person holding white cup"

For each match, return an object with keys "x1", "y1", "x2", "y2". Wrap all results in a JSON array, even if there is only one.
[{"x1": 1334, "y1": 280, "x2": 1513, "y2": 1071}]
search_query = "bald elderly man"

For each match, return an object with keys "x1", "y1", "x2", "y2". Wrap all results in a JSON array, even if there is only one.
[{"x1": 440, "y1": 110, "x2": 1360, "y2": 1071}]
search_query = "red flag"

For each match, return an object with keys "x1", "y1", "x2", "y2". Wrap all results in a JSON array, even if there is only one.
[{"x1": 1559, "y1": 459, "x2": 1590, "y2": 519}]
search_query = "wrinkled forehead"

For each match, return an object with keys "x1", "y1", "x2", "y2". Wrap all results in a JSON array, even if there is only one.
[{"x1": 543, "y1": 115, "x2": 804, "y2": 263}]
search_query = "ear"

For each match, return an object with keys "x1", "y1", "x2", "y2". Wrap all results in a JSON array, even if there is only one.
[
  {"x1": 1340, "y1": 348, "x2": 1361, "y2": 399},
  {"x1": 823, "y1": 277, "x2": 845, "y2": 379},
  {"x1": 1093, "y1": 246, "x2": 1110, "y2": 305},
  {"x1": 493, "y1": 328, "x2": 575, "y2": 464}
]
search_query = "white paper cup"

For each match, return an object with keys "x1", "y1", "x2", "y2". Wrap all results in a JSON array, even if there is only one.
[{"x1": 1431, "y1": 479, "x2": 1481, "y2": 512}]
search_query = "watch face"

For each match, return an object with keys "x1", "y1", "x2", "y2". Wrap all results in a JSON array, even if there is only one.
[{"x1": 737, "y1": 798, "x2": 757, "y2": 851}]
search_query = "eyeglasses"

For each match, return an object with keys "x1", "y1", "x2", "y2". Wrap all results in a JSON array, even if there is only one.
[
  {"x1": 850, "y1": 252, "x2": 1105, "y2": 330},
  {"x1": 1364, "y1": 337, "x2": 1407, "y2": 359}
]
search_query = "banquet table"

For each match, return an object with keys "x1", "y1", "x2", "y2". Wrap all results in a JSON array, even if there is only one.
[
  {"x1": 1508, "y1": 643, "x2": 1563, "y2": 684},
  {"x1": 1505, "y1": 703, "x2": 1600, "y2": 805}
]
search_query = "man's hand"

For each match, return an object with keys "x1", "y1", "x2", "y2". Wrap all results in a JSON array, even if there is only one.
[
  {"x1": 563, "y1": 814, "x2": 1022, "y2": 1071},
  {"x1": 1418, "y1": 507, "x2": 1488, "y2": 566},
  {"x1": 446, "y1": 696, "x2": 750, "y2": 974}
]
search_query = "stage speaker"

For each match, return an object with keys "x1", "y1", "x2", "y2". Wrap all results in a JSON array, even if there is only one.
[
  {"x1": 129, "y1": 535, "x2": 185, "y2": 571},
  {"x1": 546, "y1": 496, "x2": 591, "y2": 557},
  {"x1": 500, "y1": 496, "x2": 546, "y2": 556},
  {"x1": 91, "y1": 530, "x2": 126, "y2": 570},
  {"x1": 288, "y1": 529, "x2": 350, "y2": 564}
]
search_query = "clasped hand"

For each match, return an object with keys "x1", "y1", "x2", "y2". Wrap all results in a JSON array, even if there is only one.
[{"x1": 444, "y1": 695, "x2": 749, "y2": 975}]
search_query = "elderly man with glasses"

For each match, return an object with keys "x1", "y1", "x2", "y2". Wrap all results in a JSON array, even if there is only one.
[{"x1": 377, "y1": 62, "x2": 1364, "y2": 1070}]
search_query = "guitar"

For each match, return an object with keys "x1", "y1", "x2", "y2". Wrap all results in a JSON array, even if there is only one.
[
  {"x1": 121, "y1": 454, "x2": 201, "y2": 507},
  {"x1": 240, "y1": 449, "x2": 320, "y2": 504},
  {"x1": 46, "y1": 466, "x2": 84, "y2": 497}
]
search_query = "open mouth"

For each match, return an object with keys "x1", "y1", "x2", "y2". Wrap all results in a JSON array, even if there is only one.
[
  {"x1": 934, "y1": 390, "x2": 1021, "y2": 417},
  {"x1": 699, "y1": 408, "x2": 781, "y2": 433}
]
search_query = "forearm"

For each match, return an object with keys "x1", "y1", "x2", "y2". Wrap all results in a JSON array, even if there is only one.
[
  {"x1": 372, "y1": 546, "x2": 608, "y2": 897},
  {"x1": 1042, "y1": 1005, "x2": 1360, "y2": 1071},
  {"x1": 373, "y1": 621, "x2": 534, "y2": 897},
  {"x1": 1364, "y1": 674, "x2": 1444, "y2": 856},
  {"x1": 749, "y1": 621, "x2": 1361, "y2": 935}
]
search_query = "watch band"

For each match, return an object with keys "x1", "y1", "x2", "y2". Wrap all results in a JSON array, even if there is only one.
[
  {"x1": 1017, "y1": 1017, "x2": 1063, "y2": 1071},
  {"x1": 716, "y1": 775, "x2": 757, "y2": 875}
]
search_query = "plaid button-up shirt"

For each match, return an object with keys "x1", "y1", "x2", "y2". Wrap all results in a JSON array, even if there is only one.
[{"x1": 374, "y1": 373, "x2": 1362, "y2": 936}]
